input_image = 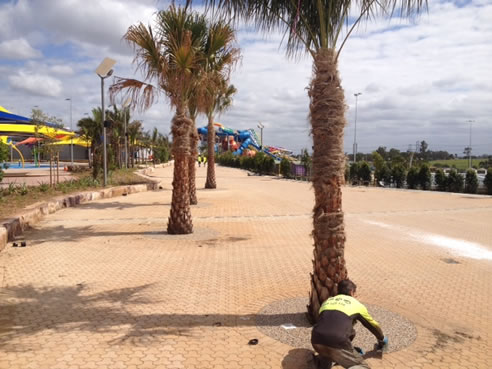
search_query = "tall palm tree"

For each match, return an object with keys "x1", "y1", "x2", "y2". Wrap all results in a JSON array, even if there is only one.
[
  {"x1": 198, "y1": 20, "x2": 240, "y2": 189},
  {"x1": 195, "y1": 0, "x2": 426, "y2": 321},
  {"x1": 111, "y1": 5, "x2": 207, "y2": 234}
]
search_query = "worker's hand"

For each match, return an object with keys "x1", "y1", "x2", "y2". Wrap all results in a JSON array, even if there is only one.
[{"x1": 377, "y1": 336, "x2": 388, "y2": 350}]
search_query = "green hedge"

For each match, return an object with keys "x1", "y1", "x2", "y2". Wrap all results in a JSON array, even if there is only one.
[{"x1": 216, "y1": 152, "x2": 276, "y2": 175}]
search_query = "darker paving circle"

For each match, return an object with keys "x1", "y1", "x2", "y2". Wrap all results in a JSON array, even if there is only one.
[
  {"x1": 143, "y1": 227, "x2": 219, "y2": 241},
  {"x1": 256, "y1": 297, "x2": 417, "y2": 354}
]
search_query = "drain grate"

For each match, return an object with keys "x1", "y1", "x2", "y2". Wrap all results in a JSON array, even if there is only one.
[{"x1": 441, "y1": 258, "x2": 460, "y2": 264}]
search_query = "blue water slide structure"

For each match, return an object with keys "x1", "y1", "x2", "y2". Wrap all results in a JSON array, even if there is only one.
[{"x1": 197, "y1": 124, "x2": 283, "y2": 160}]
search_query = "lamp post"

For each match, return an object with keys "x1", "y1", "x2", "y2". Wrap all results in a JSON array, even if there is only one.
[
  {"x1": 466, "y1": 120, "x2": 475, "y2": 169},
  {"x1": 257, "y1": 122, "x2": 264, "y2": 149},
  {"x1": 96, "y1": 57, "x2": 116, "y2": 186},
  {"x1": 353, "y1": 92, "x2": 362, "y2": 163},
  {"x1": 65, "y1": 98, "x2": 73, "y2": 166},
  {"x1": 122, "y1": 98, "x2": 131, "y2": 169}
]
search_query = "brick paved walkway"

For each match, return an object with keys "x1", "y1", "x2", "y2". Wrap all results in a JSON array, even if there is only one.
[{"x1": 1, "y1": 165, "x2": 491, "y2": 369}]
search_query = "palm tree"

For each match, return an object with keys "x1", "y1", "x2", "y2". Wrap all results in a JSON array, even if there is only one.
[
  {"x1": 111, "y1": 5, "x2": 208, "y2": 234},
  {"x1": 127, "y1": 121, "x2": 144, "y2": 167},
  {"x1": 196, "y1": 0, "x2": 426, "y2": 321},
  {"x1": 198, "y1": 20, "x2": 240, "y2": 189},
  {"x1": 77, "y1": 108, "x2": 103, "y2": 179}
]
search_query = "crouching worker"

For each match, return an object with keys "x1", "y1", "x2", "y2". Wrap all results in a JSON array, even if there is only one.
[{"x1": 311, "y1": 279, "x2": 388, "y2": 369}]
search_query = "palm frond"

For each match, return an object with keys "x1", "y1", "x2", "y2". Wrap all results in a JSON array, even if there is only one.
[
  {"x1": 110, "y1": 77, "x2": 159, "y2": 112},
  {"x1": 200, "y1": 0, "x2": 426, "y2": 58}
]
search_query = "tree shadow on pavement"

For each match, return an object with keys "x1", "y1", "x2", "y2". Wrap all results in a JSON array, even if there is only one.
[
  {"x1": 281, "y1": 348, "x2": 317, "y2": 369},
  {"x1": 0, "y1": 284, "x2": 311, "y2": 351},
  {"x1": 26, "y1": 224, "x2": 168, "y2": 244}
]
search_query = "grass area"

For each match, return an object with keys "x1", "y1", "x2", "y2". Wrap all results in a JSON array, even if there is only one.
[
  {"x1": 430, "y1": 159, "x2": 484, "y2": 170},
  {"x1": 0, "y1": 168, "x2": 154, "y2": 220}
]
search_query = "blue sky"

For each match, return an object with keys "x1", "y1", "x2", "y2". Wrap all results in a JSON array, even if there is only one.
[{"x1": 0, "y1": 0, "x2": 491, "y2": 155}]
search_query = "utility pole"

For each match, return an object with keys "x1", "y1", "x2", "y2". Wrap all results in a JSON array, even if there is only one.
[{"x1": 353, "y1": 92, "x2": 362, "y2": 163}]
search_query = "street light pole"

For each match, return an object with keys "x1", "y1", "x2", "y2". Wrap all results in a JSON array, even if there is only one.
[
  {"x1": 96, "y1": 57, "x2": 116, "y2": 187},
  {"x1": 65, "y1": 98, "x2": 73, "y2": 166},
  {"x1": 353, "y1": 92, "x2": 362, "y2": 163},
  {"x1": 257, "y1": 122, "x2": 264, "y2": 149},
  {"x1": 466, "y1": 120, "x2": 475, "y2": 169}
]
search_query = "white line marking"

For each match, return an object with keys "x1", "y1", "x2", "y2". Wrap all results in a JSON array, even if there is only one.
[{"x1": 364, "y1": 220, "x2": 492, "y2": 261}]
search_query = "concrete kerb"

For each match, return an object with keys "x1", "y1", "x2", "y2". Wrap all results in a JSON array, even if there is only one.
[{"x1": 0, "y1": 166, "x2": 165, "y2": 252}]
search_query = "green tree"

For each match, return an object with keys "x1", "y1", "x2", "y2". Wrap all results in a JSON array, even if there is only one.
[
  {"x1": 358, "y1": 161, "x2": 371, "y2": 184},
  {"x1": 77, "y1": 108, "x2": 103, "y2": 179},
  {"x1": 280, "y1": 157, "x2": 291, "y2": 178},
  {"x1": 198, "y1": 0, "x2": 426, "y2": 321},
  {"x1": 406, "y1": 167, "x2": 419, "y2": 189},
  {"x1": 464, "y1": 169, "x2": 478, "y2": 194},
  {"x1": 447, "y1": 169, "x2": 464, "y2": 193},
  {"x1": 484, "y1": 168, "x2": 492, "y2": 195},
  {"x1": 418, "y1": 164, "x2": 431, "y2": 190},
  {"x1": 391, "y1": 164, "x2": 406, "y2": 188},
  {"x1": 434, "y1": 169, "x2": 447, "y2": 191},
  {"x1": 300, "y1": 148, "x2": 312, "y2": 178},
  {"x1": 349, "y1": 162, "x2": 359, "y2": 184},
  {"x1": 372, "y1": 151, "x2": 385, "y2": 183}
]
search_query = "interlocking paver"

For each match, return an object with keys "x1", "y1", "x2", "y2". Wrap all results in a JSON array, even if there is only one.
[{"x1": 1, "y1": 165, "x2": 491, "y2": 368}]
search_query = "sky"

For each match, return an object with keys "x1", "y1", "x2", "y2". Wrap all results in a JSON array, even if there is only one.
[{"x1": 0, "y1": 0, "x2": 491, "y2": 156}]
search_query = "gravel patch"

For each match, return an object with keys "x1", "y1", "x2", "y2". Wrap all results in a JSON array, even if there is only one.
[{"x1": 256, "y1": 297, "x2": 416, "y2": 354}]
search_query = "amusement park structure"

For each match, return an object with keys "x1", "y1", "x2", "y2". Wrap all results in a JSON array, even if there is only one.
[{"x1": 197, "y1": 122, "x2": 293, "y2": 161}]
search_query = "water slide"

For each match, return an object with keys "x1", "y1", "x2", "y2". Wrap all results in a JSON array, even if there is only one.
[{"x1": 197, "y1": 123, "x2": 293, "y2": 160}]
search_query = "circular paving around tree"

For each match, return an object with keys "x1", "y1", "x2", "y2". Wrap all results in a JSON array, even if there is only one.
[{"x1": 256, "y1": 297, "x2": 417, "y2": 354}]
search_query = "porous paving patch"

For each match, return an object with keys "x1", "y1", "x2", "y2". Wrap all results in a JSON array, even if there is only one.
[{"x1": 256, "y1": 297, "x2": 416, "y2": 354}]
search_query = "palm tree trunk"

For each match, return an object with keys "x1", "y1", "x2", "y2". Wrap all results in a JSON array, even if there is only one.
[
  {"x1": 307, "y1": 49, "x2": 348, "y2": 323},
  {"x1": 188, "y1": 119, "x2": 199, "y2": 205},
  {"x1": 205, "y1": 114, "x2": 216, "y2": 189},
  {"x1": 167, "y1": 111, "x2": 193, "y2": 234}
]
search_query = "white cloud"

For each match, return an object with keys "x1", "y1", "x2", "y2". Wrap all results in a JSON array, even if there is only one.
[
  {"x1": 49, "y1": 65, "x2": 74, "y2": 76},
  {"x1": 0, "y1": 38, "x2": 41, "y2": 59},
  {"x1": 8, "y1": 71, "x2": 63, "y2": 97}
]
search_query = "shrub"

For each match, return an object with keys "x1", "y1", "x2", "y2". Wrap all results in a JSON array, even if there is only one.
[
  {"x1": 484, "y1": 168, "x2": 492, "y2": 195},
  {"x1": 464, "y1": 169, "x2": 478, "y2": 194},
  {"x1": 391, "y1": 164, "x2": 406, "y2": 188},
  {"x1": 39, "y1": 183, "x2": 50, "y2": 192},
  {"x1": 447, "y1": 169, "x2": 464, "y2": 193},
  {"x1": 418, "y1": 164, "x2": 432, "y2": 190},
  {"x1": 280, "y1": 158, "x2": 292, "y2": 178},
  {"x1": 434, "y1": 169, "x2": 447, "y2": 191},
  {"x1": 406, "y1": 167, "x2": 419, "y2": 189}
]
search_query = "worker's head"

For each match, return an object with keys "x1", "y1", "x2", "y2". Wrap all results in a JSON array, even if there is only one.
[{"x1": 338, "y1": 279, "x2": 357, "y2": 297}]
